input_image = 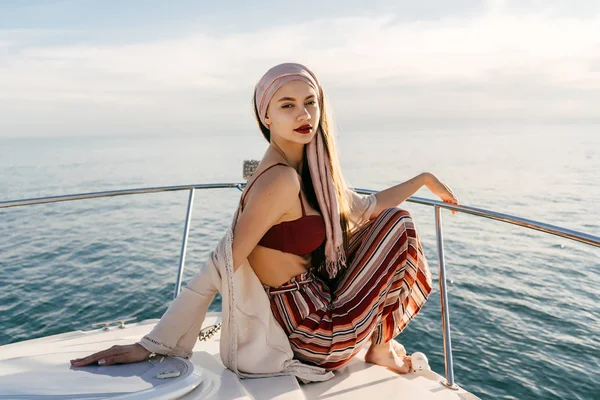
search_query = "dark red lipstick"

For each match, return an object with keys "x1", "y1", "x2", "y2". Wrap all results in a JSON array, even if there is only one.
[{"x1": 294, "y1": 124, "x2": 312, "y2": 134}]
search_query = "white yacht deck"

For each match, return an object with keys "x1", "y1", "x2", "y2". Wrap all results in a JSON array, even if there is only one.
[{"x1": 0, "y1": 312, "x2": 479, "y2": 399}]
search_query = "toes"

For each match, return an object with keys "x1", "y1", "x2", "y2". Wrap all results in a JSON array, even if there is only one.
[{"x1": 391, "y1": 341, "x2": 407, "y2": 357}]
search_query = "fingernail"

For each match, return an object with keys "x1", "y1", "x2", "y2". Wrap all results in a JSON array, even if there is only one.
[{"x1": 98, "y1": 359, "x2": 106, "y2": 365}]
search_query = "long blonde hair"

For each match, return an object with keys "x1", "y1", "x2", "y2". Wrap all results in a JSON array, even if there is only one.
[{"x1": 252, "y1": 88, "x2": 352, "y2": 271}]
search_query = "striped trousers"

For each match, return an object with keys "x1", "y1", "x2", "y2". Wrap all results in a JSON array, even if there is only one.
[{"x1": 265, "y1": 207, "x2": 433, "y2": 370}]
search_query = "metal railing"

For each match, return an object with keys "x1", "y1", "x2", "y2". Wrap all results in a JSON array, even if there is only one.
[{"x1": 1, "y1": 183, "x2": 598, "y2": 390}]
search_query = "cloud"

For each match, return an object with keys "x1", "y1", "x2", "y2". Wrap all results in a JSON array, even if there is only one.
[{"x1": 1, "y1": 4, "x2": 599, "y2": 137}]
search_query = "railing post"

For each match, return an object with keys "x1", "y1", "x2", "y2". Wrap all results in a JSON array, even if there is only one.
[
  {"x1": 434, "y1": 205, "x2": 459, "y2": 390},
  {"x1": 174, "y1": 188, "x2": 195, "y2": 299}
]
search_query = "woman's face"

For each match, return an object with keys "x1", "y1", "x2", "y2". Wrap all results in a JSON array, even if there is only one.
[{"x1": 265, "y1": 80, "x2": 320, "y2": 145}]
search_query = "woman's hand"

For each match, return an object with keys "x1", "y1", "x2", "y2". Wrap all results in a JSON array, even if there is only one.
[
  {"x1": 425, "y1": 173, "x2": 460, "y2": 215},
  {"x1": 70, "y1": 343, "x2": 152, "y2": 367}
]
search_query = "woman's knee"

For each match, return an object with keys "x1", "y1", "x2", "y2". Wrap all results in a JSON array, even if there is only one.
[
  {"x1": 376, "y1": 207, "x2": 416, "y2": 236},
  {"x1": 378, "y1": 207, "x2": 412, "y2": 222}
]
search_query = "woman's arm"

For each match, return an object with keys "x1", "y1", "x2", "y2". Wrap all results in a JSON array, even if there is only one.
[
  {"x1": 70, "y1": 166, "x2": 300, "y2": 368},
  {"x1": 371, "y1": 172, "x2": 459, "y2": 218}
]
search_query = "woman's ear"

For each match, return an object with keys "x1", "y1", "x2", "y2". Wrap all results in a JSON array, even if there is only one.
[{"x1": 264, "y1": 114, "x2": 271, "y2": 127}]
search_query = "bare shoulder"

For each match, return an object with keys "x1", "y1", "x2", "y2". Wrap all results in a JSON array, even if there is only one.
[{"x1": 244, "y1": 164, "x2": 300, "y2": 207}]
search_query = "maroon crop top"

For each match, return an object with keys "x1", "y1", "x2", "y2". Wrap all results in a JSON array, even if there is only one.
[{"x1": 240, "y1": 163, "x2": 326, "y2": 256}]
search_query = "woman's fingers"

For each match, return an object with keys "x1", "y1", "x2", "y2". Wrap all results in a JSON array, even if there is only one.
[
  {"x1": 441, "y1": 183, "x2": 459, "y2": 215},
  {"x1": 70, "y1": 344, "x2": 150, "y2": 367},
  {"x1": 70, "y1": 346, "x2": 121, "y2": 366},
  {"x1": 98, "y1": 353, "x2": 128, "y2": 366},
  {"x1": 70, "y1": 351, "x2": 104, "y2": 366},
  {"x1": 443, "y1": 197, "x2": 459, "y2": 215},
  {"x1": 432, "y1": 178, "x2": 460, "y2": 215}
]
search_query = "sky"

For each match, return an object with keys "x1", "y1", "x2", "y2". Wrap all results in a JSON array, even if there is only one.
[{"x1": 1, "y1": 0, "x2": 599, "y2": 138}]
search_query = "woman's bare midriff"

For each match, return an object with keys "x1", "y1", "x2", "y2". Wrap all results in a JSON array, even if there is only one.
[{"x1": 248, "y1": 245, "x2": 312, "y2": 287}]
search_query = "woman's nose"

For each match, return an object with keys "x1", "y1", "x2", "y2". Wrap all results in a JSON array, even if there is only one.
[{"x1": 297, "y1": 108, "x2": 311, "y2": 121}]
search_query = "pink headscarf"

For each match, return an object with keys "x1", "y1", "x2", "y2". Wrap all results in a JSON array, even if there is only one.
[{"x1": 254, "y1": 62, "x2": 345, "y2": 278}]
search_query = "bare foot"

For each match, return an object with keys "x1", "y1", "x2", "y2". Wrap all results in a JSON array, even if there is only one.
[{"x1": 365, "y1": 342, "x2": 412, "y2": 374}]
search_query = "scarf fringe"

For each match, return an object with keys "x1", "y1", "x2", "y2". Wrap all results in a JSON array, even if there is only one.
[{"x1": 324, "y1": 245, "x2": 347, "y2": 279}]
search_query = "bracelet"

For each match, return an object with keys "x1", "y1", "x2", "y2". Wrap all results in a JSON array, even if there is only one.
[{"x1": 147, "y1": 351, "x2": 165, "y2": 364}]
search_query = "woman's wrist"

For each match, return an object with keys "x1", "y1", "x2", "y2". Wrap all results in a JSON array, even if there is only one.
[{"x1": 134, "y1": 343, "x2": 153, "y2": 358}]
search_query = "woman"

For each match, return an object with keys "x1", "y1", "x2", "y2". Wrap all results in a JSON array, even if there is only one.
[{"x1": 71, "y1": 63, "x2": 459, "y2": 376}]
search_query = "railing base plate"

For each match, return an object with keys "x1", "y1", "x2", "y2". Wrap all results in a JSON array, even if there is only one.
[{"x1": 440, "y1": 380, "x2": 461, "y2": 391}]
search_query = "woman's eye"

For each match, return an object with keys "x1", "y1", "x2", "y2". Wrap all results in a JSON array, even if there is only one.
[{"x1": 282, "y1": 101, "x2": 316, "y2": 109}]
